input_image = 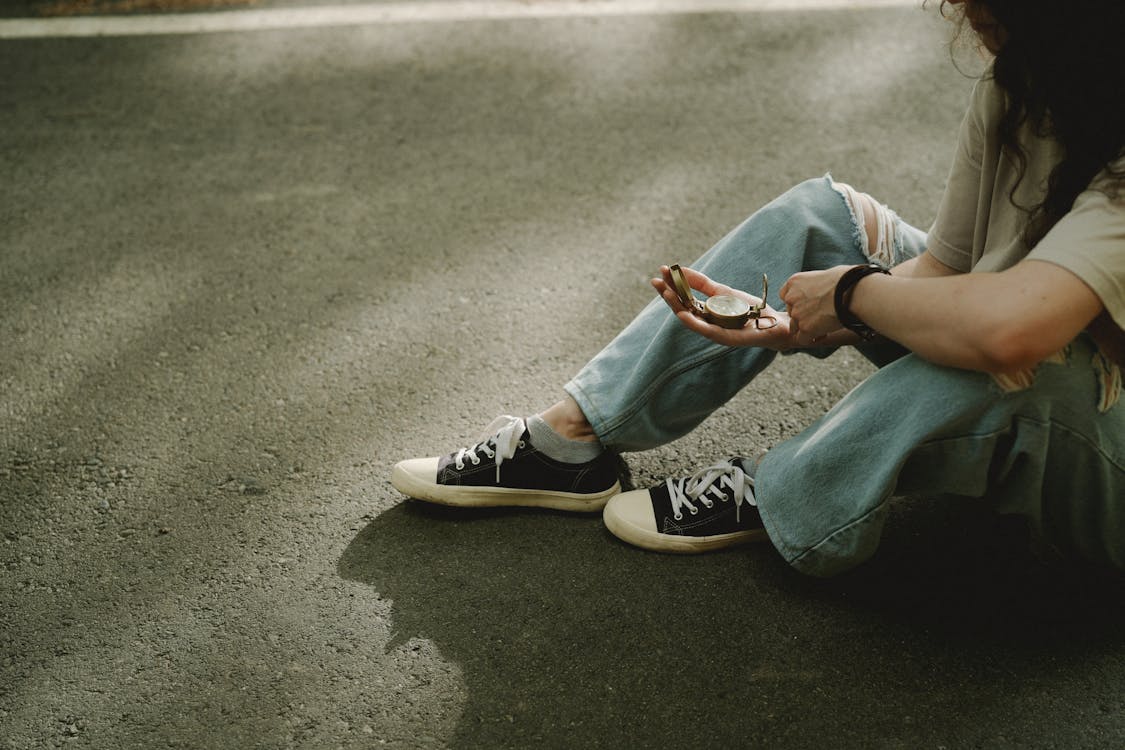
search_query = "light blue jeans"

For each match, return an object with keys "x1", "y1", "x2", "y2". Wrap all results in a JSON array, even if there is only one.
[{"x1": 566, "y1": 177, "x2": 1125, "y2": 576}]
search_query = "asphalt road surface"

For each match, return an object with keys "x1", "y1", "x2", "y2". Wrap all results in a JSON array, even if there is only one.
[{"x1": 3, "y1": 2, "x2": 1125, "y2": 748}]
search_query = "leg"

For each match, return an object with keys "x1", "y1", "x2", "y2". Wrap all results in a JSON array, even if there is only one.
[
  {"x1": 755, "y1": 336, "x2": 1125, "y2": 576},
  {"x1": 565, "y1": 175, "x2": 921, "y2": 452},
  {"x1": 393, "y1": 177, "x2": 921, "y2": 513},
  {"x1": 540, "y1": 396, "x2": 599, "y2": 441}
]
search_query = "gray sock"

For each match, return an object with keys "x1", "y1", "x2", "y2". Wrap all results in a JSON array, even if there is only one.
[{"x1": 526, "y1": 415, "x2": 604, "y2": 464}]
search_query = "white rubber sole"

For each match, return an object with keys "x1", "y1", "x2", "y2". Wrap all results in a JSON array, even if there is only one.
[
  {"x1": 390, "y1": 461, "x2": 619, "y2": 513},
  {"x1": 602, "y1": 503, "x2": 768, "y2": 554}
]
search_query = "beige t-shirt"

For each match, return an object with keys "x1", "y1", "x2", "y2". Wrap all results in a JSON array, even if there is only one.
[{"x1": 927, "y1": 75, "x2": 1125, "y2": 353}]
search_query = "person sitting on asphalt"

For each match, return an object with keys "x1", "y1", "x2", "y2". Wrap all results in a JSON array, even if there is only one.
[{"x1": 392, "y1": 0, "x2": 1125, "y2": 576}]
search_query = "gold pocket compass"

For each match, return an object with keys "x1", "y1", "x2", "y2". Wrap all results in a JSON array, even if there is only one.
[{"x1": 668, "y1": 264, "x2": 779, "y2": 330}]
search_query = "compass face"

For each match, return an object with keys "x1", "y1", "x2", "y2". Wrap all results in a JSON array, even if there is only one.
[{"x1": 705, "y1": 295, "x2": 750, "y2": 318}]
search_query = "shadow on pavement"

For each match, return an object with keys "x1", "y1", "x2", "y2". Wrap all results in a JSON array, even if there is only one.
[{"x1": 339, "y1": 494, "x2": 1125, "y2": 749}]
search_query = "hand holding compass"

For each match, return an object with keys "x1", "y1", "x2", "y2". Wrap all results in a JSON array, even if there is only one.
[
  {"x1": 655, "y1": 265, "x2": 867, "y2": 351},
  {"x1": 652, "y1": 264, "x2": 801, "y2": 350},
  {"x1": 666, "y1": 264, "x2": 779, "y2": 330}
]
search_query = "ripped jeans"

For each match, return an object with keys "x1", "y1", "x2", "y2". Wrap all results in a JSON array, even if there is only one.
[{"x1": 565, "y1": 177, "x2": 1125, "y2": 576}]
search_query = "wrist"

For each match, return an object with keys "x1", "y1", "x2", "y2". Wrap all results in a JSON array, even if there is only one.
[{"x1": 834, "y1": 263, "x2": 891, "y2": 340}]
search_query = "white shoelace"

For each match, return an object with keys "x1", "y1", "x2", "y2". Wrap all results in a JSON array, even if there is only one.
[
  {"x1": 666, "y1": 458, "x2": 756, "y2": 523},
  {"x1": 453, "y1": 415, "x2": 527, "y2": 482}
]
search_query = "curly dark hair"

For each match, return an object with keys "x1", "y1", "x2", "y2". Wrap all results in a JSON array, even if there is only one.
[{"x1": 940, "y1": 0, "x2": 1125, "y2": 247}]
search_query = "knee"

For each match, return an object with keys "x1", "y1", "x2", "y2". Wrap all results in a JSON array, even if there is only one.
[
  {"x1": 755, "y1": 177, "x2": 847, "y2": 231},
  {"x1": 828, "y1": 179, "x2": 898, "y2": 266},
  {"x1": 784, "y1": 176, "x2": 841, "y2": 211},
  {"x1": 830, "y1": 181, "x2": 879, "y2": 253}
]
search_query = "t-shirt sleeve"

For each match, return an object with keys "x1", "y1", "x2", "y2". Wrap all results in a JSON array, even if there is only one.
[
  {"x1": 1027, "y1": 180, "x2": 1125, "y2": 330},
  {"x1": 926, "y1": 79, "x2": 990, "y2": 273}
]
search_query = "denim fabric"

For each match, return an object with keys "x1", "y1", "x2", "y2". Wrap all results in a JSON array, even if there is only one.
[{"x1": 565, "y1": 177, "x2": 1125, "y2": 575}]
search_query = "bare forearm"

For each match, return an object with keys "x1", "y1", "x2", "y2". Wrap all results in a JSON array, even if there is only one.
[
  {"x1": 848, "y1": 273, "x2": 1008, "y2": 369},
  {"x1": 849, "y1": 260, "x2": 1104, "y2": 372},
  {"x1": 891, "y1": 250, "x2": 962, "y2": 279}
]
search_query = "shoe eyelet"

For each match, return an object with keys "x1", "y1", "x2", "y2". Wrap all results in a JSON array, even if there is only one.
[
  {"x1": 470, "y1": 456, "x2": 481, "y2": 466},
  {"x1": 689, "y1": 506, "x2": 699, "y2": 515},
  {"x1": 518, "y1": 441, "x2": 526, "y2": 448},
  {"x1": 701, "y1": 500, "x2": 713, "y2": 509},
  {"x1": 454, "y1": 461, "x2": 464, "y2": 470},
  {"x1": 673, "y1": 512, "x2": 683, "y2": 521}
]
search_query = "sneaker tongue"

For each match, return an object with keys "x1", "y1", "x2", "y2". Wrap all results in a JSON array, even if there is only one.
[
  {"x1": 478, "y1": 414, "x2": 526, "y2": 444},
  {"x1": 730, "y1": 456, "x2": 756, "y2": 475}
]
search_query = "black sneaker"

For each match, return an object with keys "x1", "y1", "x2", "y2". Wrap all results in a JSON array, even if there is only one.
[
  {"x1": 602, "y1": 457, "x2": 767, "y2": 553},
  {"x1": 391, "y1": 415, "x2": 621, "y2": 512}
]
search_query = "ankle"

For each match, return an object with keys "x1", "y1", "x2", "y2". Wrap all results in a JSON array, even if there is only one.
[{"x1": 539, "y1": 397, "x2": 598, "y2": 442}]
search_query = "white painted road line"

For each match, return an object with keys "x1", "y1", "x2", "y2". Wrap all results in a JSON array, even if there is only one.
[{"x1": 1, "y1": 0, "x2": 919, "y2": 39}]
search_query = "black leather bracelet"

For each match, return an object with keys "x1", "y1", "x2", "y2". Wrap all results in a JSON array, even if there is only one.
[{"x1": 834, "y1": 263, "x2": 891, "y2": 340}]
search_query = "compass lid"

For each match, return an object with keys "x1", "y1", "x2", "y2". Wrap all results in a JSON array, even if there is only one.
[{"x1": 668, "y1": 264, "x2": 696, "y2": 310}]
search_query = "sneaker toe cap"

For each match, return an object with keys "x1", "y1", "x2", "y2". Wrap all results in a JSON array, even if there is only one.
[
  {"x1": 603, "y1": 490, "x2": 658, "y2": 533},
  {"x1": 391, "y1": 457, "x2": 440, "y2": 495}
]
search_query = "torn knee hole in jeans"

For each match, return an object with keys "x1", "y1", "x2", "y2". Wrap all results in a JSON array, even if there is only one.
[
  {"x1": 1092, "y1": 350, "x2": 1122, "y2": 413},
  {"x1": 830, "y1": 180, "x2": 898, "y2": 267},
  {"x1": 991, "y1": 350, "x2": 1068, "y2": 394},
  {"x1": 990, "y1": 347, "x2": 1121, "y2": 413}
]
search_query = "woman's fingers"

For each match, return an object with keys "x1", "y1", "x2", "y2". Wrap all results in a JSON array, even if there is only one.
[
  {"x1": 683, "y1": 266, "x2": 755, "y2": 301},
  {"x1": 674, "y1": 265, "x2": 724, "y2": 297},
  {"x1": 659, "y1": 265, "x2": 724, "y2": 299},
  {"x1": 652, "y1": 277, "x2": 689, "y2": 313},
  {"x1": 655, "y1": 267, "x2": 689, "y2": 307},
  {"x1": 778, "y1": 276, "x2": 793, "y2": 303}
]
